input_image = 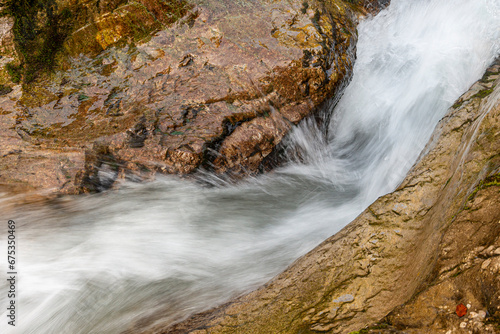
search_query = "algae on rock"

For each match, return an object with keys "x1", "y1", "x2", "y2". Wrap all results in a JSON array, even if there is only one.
[
  {"x1": 0, "y1": 0, "x2": 386, "y2": 194},
  {"x1": 0, "y1": 0, "x2": 74, "y2": 82}
]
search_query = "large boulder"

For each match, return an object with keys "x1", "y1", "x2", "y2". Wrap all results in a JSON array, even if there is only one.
[
  {"x1": 131, "y1": 61, "x2": 500, "y2": 333},
  {"x1": 0, "y1": 0, "x2": 387, "y2": 194}
]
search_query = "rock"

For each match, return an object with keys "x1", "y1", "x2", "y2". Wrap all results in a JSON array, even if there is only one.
[
  {"x1": 489, "y1": 257, "x2": 500, "y2": 274},
  {"x1": 456, "y1": 304, "x2": 468, "y2": 318},
  {"x1": 127, "y1": 60, "x2": 500, "y2": 333},
  {"x1": 481, "y1": 258, "x2": 492, "y2": 270},
  {"x1": 482, "y1": 245, "x2": 497, "y2": 256},
  {"x1": 0, "y1": 16, "x2": 14, "y2": 56},
  {"x1": 0, "y1": 0, "x2": 387, "y2": 195}
]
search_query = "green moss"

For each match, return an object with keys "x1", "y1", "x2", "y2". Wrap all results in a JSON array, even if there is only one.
[
  {"x1": 444, "y1": 177, "x2": 452, "y2": 188},
  {"x1": 452, "y1": 100, "x2": 463, "y2": 109},
  {"x1": 313, "y1": 9, "x2": 321, "y2": 23},
  {"x1": 0, "y1": 0, "x2": 76, "y2": 83},
  {"x1": 301, "y1": 1, "x2": 309, "y2": 14},
  {"x1": 170, "y1": 131, "x2": 185, "y2": 135},
  {"x1": 78, "y1": 93, "x2": 90, "y2": 102},
  {"x1": 483, "y1": 173, "x2": 500, "y2": 187},
  {"x1": 5, "y1": 62, "x2": 22, "y2": 83},
  {"x1": 1, "y1": 0, "x2": 196, "y2": 83},
  {"x1": 479, "y1": 69, "x2": 498, "y2": 83},
  {"x1": 120, "y1": 3, "x2": 158, "y2": 42},
  {"x1": 466, "y1": 173, "x2": 500, "y2": 206},
  {"x1": 472, "y1": 87, "x2": 495, "y2": 99}
]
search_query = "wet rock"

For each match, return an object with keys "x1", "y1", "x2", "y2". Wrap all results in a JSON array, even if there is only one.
[{"x1": 0, "y1": 0, "x2": 386, "y2": 194}]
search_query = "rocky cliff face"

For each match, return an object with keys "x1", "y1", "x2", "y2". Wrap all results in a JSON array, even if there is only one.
[
  {"x1": 0, "y1": 0, "x2": 386, "y2": 194},
  {"x1": 130, "y1": 61, "x2": 500, "y2": 333}
]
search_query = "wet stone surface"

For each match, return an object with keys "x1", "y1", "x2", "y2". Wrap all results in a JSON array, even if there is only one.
[{"x1": 0, "y1": 0, "x2": 384, "y2": 194}]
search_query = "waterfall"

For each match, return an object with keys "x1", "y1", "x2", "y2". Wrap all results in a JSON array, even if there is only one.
[{"x1": 1, "y1": 0, "x2": 499, "y2": 333}]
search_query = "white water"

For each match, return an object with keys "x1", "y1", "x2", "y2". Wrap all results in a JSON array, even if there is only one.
[{"x1": 1, "y1": 0, "x2": 500, "y2": 333}]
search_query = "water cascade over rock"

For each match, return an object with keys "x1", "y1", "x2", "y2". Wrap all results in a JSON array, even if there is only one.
[{"x1": 0, "y1": 0, "x2": 499, "y2": 333}]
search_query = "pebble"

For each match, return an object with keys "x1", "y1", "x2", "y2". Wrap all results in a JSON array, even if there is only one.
[
  {"x1": 483, "y1": 245, "x2": 495, "y2": 255},
  {"x1": 477, "y1": 310, "x2": 486, "y2": 320},
  {"x1": 490, "y1": 257, "x2": 500, "y2": 273},
  {"x1": 460, "y1": 322, "x2": 467, "y2": 328},
  {"x1": 481, "y1": 258, "x2": 492, "y2": 269},
  {"x1": 332, "y1": 294, "x2": 354, "y2": 303}
]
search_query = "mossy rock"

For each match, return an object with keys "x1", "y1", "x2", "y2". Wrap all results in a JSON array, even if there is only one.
[
  {"x1": 0, "y1": 83, "x2": 12, "y2": 94},
  {"x1": 0, "y1": 0, "x2": 193, "y2": 83}
]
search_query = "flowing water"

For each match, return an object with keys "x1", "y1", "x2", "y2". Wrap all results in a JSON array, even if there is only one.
[{"x1": 1, "y1": 0, "x2": 500, "y2": 333}]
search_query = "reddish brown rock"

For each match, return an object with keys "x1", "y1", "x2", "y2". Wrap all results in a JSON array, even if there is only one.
[
  {"x1": 456, "y1": 304, "x2": 468, "y2": 318},
  {"x1": 125, "y1": 60, "x2": 500, "y2": 334},
  {"x1": 0, "y1": 0, "x2": 387, "y2": 194}
]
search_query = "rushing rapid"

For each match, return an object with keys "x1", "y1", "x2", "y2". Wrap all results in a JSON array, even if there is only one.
[{"x1": 1, "y1": 0, "x2": 500, "y2": 333}]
